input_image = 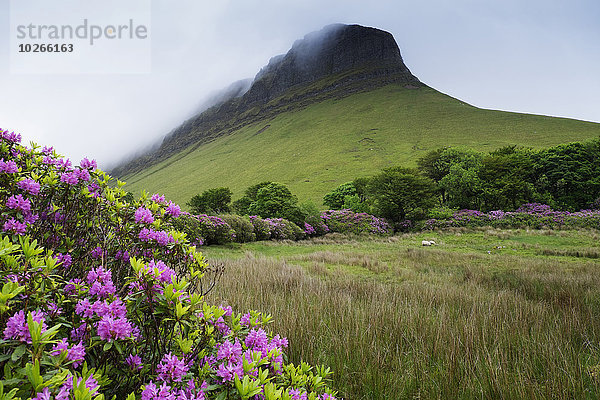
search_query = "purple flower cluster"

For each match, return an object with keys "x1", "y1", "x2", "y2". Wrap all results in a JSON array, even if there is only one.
[
  {"x1": 425, "y1": 203, "x2": 600, "y2": 230},
  {"x1": 157, "y1": 353, "x2": 189, "y2": 382},
  {"x1": 139, "y1": 227, "x2": 176, "y2": 246},
  {"x1": 0, "y1": 128, "x2": 339, "y2": 400},
  {"x1": 3, "y1": 310, "x2": 47, "y2": 343},
  {"x1": 320, "y1": 209, "x2": 391, "y2": 235},
  {"x1": 136, "y1": 207, "x2": 155, "y2": 224},
  {"x1": 0, "y1": 158, "x2": 19, "y2": 173},
  {"x1": 51, "y1": 338, "x2": 86, "y2": 367},
  {"x1": 17, "y1": 178, "x2": 41, "y2": 195}
]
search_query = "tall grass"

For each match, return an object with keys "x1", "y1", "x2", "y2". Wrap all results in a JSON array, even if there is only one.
[{"x1": 205, "y1": 239, "x2": 600, "y2": 399}]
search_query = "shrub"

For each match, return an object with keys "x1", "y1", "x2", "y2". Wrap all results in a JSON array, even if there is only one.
[
  {"x1": 423, "y1": 203, "x2": 600, "y2": 231},
  {"x1": 246, "y1": 183, "x2": 305, "y2": 225},
  {"x1": 248, "y1": 216, "x2": 271, "y2": 241},
  {"x1": 0, "y1": 129, "x2": 338, "y2": 400},
  {"x1": 172, "y1": 213, "x2": 235, "y2": 245},
  {"x1": 320, "y1": 210, "x2": 392, "y2": 235},
  {"x1": 219, "y1": 214, "x2": 256, "y2": 243},
  {"x1": 323, "y1": 182, "x2": 357, "y2": 209},
  {"x1": 304, "y1": 215, "x2": 330, "y2": 237},
  {"x1": 187, "y1": 187, "x2": 232, "y2": 214},
  {"x1": 264, "y1": 218, "x2": 305, "y2": 241}
]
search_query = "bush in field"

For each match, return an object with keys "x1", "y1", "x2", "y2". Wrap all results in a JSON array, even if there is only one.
[
  {"x1": 247, "y1": 183, "x2": 305, "y2": 226},
  {"x1": 323, "y1": 183, "x2": 357, "y2": 210},
  {"x1": 219, "y1": 214, "x2": 256, "y2": 243},
  {"x1": 304, "y1": 215, "x2": 329, "y2": 237},
  {"x1": 0, "y1": 129, "x2": 338, "y2": 400},
  {"x1": 187, "y1": 187, "x2": 232, "y2": 215},
  {"x1": 424, "y1": 203, "x2": 600, "y2": 231},
  {"x1": 367, "y1": 167, "x2": 437, "y2": 224},
  {"x1": 248, "y1": 216, "x2": 271, "y2": 241},
  {"x1": 264, "y1": 218, "x2": 305, "y2": 241},
  {"x1": 172, "y1": 213, "x2": 235, "y2": 246},
  {"x1": 320, "y1": 210, "x2": 391, "y2": 236}
]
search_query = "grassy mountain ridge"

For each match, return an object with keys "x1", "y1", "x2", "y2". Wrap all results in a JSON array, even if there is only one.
[{"x1": 121, "y1": 83, "x2": 600, "y2": 208}]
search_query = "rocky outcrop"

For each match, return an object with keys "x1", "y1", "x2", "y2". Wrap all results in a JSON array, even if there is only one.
[
  {"x1": 242, "y1": 24, "x2": 419, "y2": 105},
  {"x1": 111, "y1": 24, "x2": 422, "y2": 177}
]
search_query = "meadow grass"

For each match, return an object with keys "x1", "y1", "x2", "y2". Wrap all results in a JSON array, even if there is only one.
[
  {"x1": 203, "y1": 229, "x2": 600, "y2": 399},
  {"x1": 122, "y1": 84, "x2": 600, "y2": 208}
]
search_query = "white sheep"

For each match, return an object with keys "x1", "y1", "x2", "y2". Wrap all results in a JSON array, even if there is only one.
[{"x1": 422, "y1": 240, "x2": 432, "y2": 246}]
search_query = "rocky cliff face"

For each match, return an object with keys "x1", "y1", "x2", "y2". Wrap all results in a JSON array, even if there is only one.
[
  {"x1": 243, "y1": 24, "x2": 419, "y2": 105},
  {"x1": 112, "y1": 24, "x2": 422, "y2": 177}
]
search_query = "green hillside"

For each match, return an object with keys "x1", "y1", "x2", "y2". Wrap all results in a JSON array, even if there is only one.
[{"x1": 122, "y1": 84, "x2": 600, "y2": 208}]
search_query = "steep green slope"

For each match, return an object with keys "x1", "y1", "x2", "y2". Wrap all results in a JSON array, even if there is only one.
[{"x1": 122, "y1": 84, "x2": 600, "y2": 208}]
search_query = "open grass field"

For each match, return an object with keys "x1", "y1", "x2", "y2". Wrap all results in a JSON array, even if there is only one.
[
  {"x1": 201, "y1": 228, "x2": 600, "y2": 399},
  {"x1": 122, "y1": 84, "x2": 600, "y2": 209}
]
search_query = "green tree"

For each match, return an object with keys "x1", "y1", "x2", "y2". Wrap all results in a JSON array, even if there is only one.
[
  {"x1": 368, "y1": 167, "x2": 437, "y2": 223},
  {"x1": 247, "y1": 183, "x2": 305, "y2": 225},
  {"x1": 418, "y1": 147, "x2": 482, "y2": 203},
  {"x1": 187, "y1": 187, "x2": 232, "y2": 214},
  {"x1": 323, "y1": 182, "x2": 357, "y2": 209},
  {"x1": 233, "y1": 181, "x2": 274, "y2": 214},
  {"x1": 439, "y1": 164, "x2": 483, "y2": 210},
  {"x1": 532, "y1": 139, "x2": 600, "y2": 210},
  {"x1": 478, "y1": 147, "x2": 537, "y2": 210}
]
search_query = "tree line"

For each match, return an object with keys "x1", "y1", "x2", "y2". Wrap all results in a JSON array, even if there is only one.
[{"x1": 187, "y1": 139, "x2": 600, "y2": 231}]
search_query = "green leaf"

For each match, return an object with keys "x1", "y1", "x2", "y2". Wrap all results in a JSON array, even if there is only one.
[{"x1": 11, "y1": 344, "x2": 26, "y2": 362}]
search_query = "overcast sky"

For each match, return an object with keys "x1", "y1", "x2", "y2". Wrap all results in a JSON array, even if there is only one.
[{"x1": 1, "y1": 0, "x2": 599, "y2": 169}]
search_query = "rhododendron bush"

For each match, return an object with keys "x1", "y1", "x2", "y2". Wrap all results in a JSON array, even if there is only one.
[{"x1": 0, "y1": 129, "x2": 338, "y2": 400}]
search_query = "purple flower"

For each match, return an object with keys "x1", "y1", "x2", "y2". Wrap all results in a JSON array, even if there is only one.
[
  {"x1": 0, "y1": 159, "x2": 18, "y2": 173},
  {"x1": 80, "y1": 157, "x2": 97, "y2": 170},
  {"x1": 289, "y1": 388, "x2": 308, "y2": 400},
  {"x1": 151, "y1": 193, "x2": 166, "y2": 204},
  {"x1": 245, "y1": 328, "x2": 268, "y2": 350},
  {"x1": 76, "y1": 298, "x2": 94, "y2": 318},
  {"x1": 126, "y1": 354, "x2": 143, "y2": 371},
  {"x1": 240, "y1": 313, "x2": 251, "y2": 327},
  {"x1": 6, "y1": 194, "x2": 31, "y2": 213},
  {"x1": 69, "y1": 341, "x2": 86, "y2": 367},
  {"x1": 86, "y1": 266, "x2": 116, "y2": 298},
  {"x1": 3, "y1": 310, "x2": 47, "y2": 343},
  {"x1": 0, "y1": 129, "x2": 21, "y2": 143},
  {"x1": 90, "y1": 246, "x2": 103, "y2": 258},
  {"x1": 216, "y1": 362, "x2": 243, "y2": 382},
  {"x1": 3, "y1": 218, "x2": 27, "y2": 235},
  {"x1": 77, "y1": 168, "x2": 91, "y2": 182},
  {"x1": 55, "y1": 253, "x2": 72, "y2": 269},
  {"x1": 135, "y1": 207, "x2": 155, "y2": 224},
  {"x1": 157, "y1": 352, "x2": 189, "y2": 382},
  {"x1": 166, "y1": 202, "x2": 181, "y2": 218},
  {"x1": 51, "y1": 338, "x2": 69, "y2": 356},
  {"x1": 17, "y1": 178, "x2": 40, "y2": 195},
  {"x1": 32, "y1": 387, "x2": 51, "y2": 400},
  {"x1": 217, "y1": 340, "x2": 242, "y2": 364},
  {"x1": 141, "y1": 381, "x2": 173, "y2": 400},
  {"x1": 97, "y1": 315, "x2": 133, "y2": 341},
  {"x1": 60, "y1": 171, "x2": 79, "y2": 185}
]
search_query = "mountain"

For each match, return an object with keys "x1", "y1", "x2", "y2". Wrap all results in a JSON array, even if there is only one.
[{"x1": 114, "y1": 24, "x2": 600, "y2": 207}]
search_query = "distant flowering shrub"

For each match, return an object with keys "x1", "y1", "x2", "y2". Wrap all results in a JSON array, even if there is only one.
[
  {"x1": 320, "y1": 209, "x2": 392, "y2": 236},
  {"x1": 220, "y1": 214, "x2": 256, "y2": 243},
  {"x1": 248, "y1": 216, "x2": 271, "y2": 241},
  {"x1": 0, "y1": 128, "x2": 338, "y2": 400},
  {"x1": 264, "y1": 218, "x2": 305, "y2": 241},
  {"x1": 304, "y1": 215, "x2": 329, "y2": 237},
  {"x1": 423, "y1": 203, "x2": 600, "y2": 230},
  {"x1": 172, "y1": 213, "x2": 235, "y2": 245}
]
